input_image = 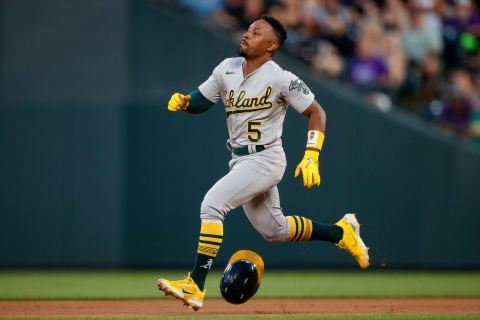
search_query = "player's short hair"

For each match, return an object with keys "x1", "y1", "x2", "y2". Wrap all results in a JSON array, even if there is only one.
[{"x1": 260, "y1": 14, "x2": 287, "y2": 48}]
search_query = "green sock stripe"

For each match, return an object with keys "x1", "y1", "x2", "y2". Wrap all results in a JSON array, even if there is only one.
[
  {"x1": 294, "y1": 216, "x2": 304, "y2": 242},
  {"x1": 198, "y1": 239, "x2": 222, "y2": 246},
  {"x1": 291, "y1": 217, "x2": 299, "y2": 241},
  {"x1": 199, "y1": 233, "x2": 223, "y2": 239}
]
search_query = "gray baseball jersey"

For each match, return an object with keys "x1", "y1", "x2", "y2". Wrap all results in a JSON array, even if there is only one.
[
  {"x1": 199, "y1": 57, "x2": 314, "y2": 148},
  {"x1": 198, "y1": 57, "x2": 316, "y2": 242}
]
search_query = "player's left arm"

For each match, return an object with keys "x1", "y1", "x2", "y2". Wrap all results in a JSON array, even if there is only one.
[{"x1": 294, "y1": 99, "x2": 326, "y2": 188}]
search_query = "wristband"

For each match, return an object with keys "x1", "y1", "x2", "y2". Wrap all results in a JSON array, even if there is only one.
[{"x1": 306, "y1": 130, "x2": 325, "y2": 151}]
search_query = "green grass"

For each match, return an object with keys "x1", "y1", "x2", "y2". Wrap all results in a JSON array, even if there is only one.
[
  {"x1": 3, "y1": 315, "x2": 480, "y2": 320},
  {"x1": 0, "y1": 270, "x2": 479, "y2": 300}
]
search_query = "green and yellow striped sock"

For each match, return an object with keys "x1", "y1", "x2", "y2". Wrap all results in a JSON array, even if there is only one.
[
  {"x1": 190, "y1": 221, "x2": 223, "y2": 290},
  {"x1": 286, "y1": 216, "x2": 342, "y2": 243}
]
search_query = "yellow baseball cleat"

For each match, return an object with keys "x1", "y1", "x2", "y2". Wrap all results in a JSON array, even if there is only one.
[
  {"x1": 157, "y1": 273, "x2": 205, "y2": 311},
  {"x1": 335, "y1": 213, "x2": 370, "y2": 269}
]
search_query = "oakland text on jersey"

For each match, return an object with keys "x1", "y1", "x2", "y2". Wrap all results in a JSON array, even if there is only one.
[{"x1": 225, "y1": 86, "x2": 274, "y2": 118}]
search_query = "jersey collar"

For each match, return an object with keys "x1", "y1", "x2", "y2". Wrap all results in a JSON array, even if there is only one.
[{"x1": 240, "y1": 58, "x2": 273, "y2": 81}]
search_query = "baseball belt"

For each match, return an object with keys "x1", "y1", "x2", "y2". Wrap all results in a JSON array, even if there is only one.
[{"x1": 227, "y1": 143, "x2": 265, "y2": 156}]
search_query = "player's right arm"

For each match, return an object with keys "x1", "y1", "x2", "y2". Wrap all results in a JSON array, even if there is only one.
[{"x1": 167, "y1": 90, "x2": 214, "y2": 113}]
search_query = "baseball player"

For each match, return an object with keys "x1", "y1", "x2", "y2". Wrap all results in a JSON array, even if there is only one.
[{"x1": 157, "y1": 15, "x2": 369, "y2": 311}]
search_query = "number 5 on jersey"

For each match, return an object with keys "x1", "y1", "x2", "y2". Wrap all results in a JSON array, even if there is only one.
[{"x1": 247, "y1": 121, "x2": 263, "y2": 143}]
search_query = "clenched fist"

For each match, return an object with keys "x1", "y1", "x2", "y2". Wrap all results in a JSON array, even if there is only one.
[{"x1": 168, "y1": 93, "x2": 191, "y2": 112}]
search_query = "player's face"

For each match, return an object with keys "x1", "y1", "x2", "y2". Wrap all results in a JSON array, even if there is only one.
[{"x1": 238, "y1": 20, "x2": 278, "y2": 58}]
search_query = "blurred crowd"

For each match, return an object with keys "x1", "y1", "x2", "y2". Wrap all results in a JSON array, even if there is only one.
[{"x1": 180, "y1": 0, "x2": 480, "y2": 144}]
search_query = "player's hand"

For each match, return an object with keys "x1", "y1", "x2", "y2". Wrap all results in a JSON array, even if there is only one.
[
  {"x1": 168, "y1": 93, "x2": 191, "y2": 112},
  {"x1": 294, "y1": 149, "x2": 320, "y2": 188}
]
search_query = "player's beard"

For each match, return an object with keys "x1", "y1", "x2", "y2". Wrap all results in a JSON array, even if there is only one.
[{"x1": 238, "y1": 46, "x2": 247, "y2": 57}]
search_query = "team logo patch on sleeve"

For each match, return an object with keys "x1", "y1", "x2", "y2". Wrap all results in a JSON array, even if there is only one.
[{"x1": 289, "y1": 79, "x2": 310, "y2": 95}]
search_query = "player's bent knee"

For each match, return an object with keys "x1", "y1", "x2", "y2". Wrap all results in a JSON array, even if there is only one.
[
  {"x1": 253, "y1": 215, "x2": 290, "y2": 243},
  {"x1": 200, "y1": 198, "x2": 227, "y2": 222},
  {"x1": 260, "y1": 228, "x2": 288, "y2": 243},
  {"x1": 200, "y1": 210, "x2": 224, "y2": 222},
  {"x1": 263, "y1": 233, "x2": 284, "y2": 243}
]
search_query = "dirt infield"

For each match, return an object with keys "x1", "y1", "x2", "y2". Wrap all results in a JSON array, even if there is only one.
[{"x1": 1, "y1": 298, "x2": 480, "y2": 317}]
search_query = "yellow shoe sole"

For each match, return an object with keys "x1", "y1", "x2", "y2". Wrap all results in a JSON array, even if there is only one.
[{"x1": 157, "y1": 279, "x2": 202, "y2": 311}]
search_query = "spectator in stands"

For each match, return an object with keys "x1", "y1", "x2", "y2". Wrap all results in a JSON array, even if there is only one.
[
  {"x1": 382, "y1": 0, "x2": 410, "y2": 31},
  {"x1": 439, "y1": 69, "x2": 475, "y2": 136},
  {"x1": 312, "y1": 40, "x2": 344, "y2": 77},
  {"x1": 419, "y1": 51, "x2": 443, "y2": 106},
  {"x1": 469, "y1": 72, "x2": 480, "y2": 145},
  {"x1": 402, "y1": 10, "x2": 442, "y2": 64},
  {"x1": 209, "y1": 0, "x2": 244, "y2": 31},
  {"x1": 239, "y1": 0, "x2": 266, "y2": 30},
  {"x1": 313, "y1": 0, "x2": 355, "y2": 57},
  {"x1": 382, "y1": 30, "x2": 407, "y2": 89},
  {"x1": 344, "y1": 31, "x2": 389, "y2": 93},
  {"x1": 440, "y1": 95, "x2": 474, "y2": 136},
  {"x1": 268, "y1": 0, "x2": 304, "y2": 32},
  {"x1": 443, "y1": 0, "x2": 480, "y2": 39},
  {"x1": 400, "y1": 9, "x2": 443, "y2": 112}
]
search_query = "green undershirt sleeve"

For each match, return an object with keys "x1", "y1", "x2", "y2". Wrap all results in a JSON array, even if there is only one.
[{"x1": 185, "y1": 90, "x2": 215, "y2": 114}]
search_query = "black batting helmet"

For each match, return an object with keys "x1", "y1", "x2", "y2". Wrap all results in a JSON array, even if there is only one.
[{"x1": 220, "y1": 250, "x2": 264, "y2": 304}]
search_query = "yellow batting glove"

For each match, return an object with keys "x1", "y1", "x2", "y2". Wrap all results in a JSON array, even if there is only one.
[
  {"x1": 294, "y1": 149, "x2": 320, "y2": 188},
  {"x1": 168, "y1": 93, "x2": 191, "y2": 112},
  {"x1": 294, "y1": 130, "x2": 325, "y2": 188}
]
